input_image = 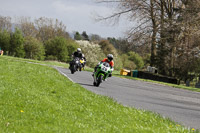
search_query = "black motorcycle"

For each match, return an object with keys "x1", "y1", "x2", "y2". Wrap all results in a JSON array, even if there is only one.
[{"x1": 69, "y1": 57, "x2": 80, "y2": 74}]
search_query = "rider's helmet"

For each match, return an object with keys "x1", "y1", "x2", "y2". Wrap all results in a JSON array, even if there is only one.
[
  {"x1": 107, "y1": 54, "x2": 113, "y2": 62},
  {"x1": 77, "y1": 48, "x2": 81, "y2": 53}
]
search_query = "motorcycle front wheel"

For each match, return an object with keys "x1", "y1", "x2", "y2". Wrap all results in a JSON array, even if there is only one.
[
  {"x1": 96, "y1": 75, "x2": 103, "y2": 87},
  {"x1": 70, "y1": 65, "x2": 76, "y2": 74}
]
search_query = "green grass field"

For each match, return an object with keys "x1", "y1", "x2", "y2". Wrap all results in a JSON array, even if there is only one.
[{"x1": 0, "y1": 56, "x2": 198, "y2": 132}]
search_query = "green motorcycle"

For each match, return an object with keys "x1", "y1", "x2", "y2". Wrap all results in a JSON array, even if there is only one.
[{"x1": 93, "y1": 62, "x2": 111, "y2": 87}]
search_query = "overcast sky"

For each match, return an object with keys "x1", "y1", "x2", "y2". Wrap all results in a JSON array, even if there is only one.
[{"x1": 0, "y1": 0, "x2": 133, "y2": 38}]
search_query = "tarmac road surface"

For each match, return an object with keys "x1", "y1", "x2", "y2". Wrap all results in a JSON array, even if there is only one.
[{"x1": 55, "y1": 67, "x2": 200, "y2": 130}]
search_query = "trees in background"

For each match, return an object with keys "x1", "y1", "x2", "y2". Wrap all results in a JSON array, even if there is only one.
[
  {"x1": 44, "y1": 37, "x2": 79, "y2": 62},
  {"x1": 0, "y1": 16, "x2": 78, "y2": 62},
  {"x1": 96, "y1": 0, "x2": 200, "y2": 81},
  {"x1": 17, "y1": 17, "x2": 38, "y2": 38},
  {"x1": 74, "y1": 32, "x2": 82, "y2": 40},
  {"x1": 81, "y1": 31, "x2": 90, "y2": 41},
  {"x1": 45, "y1": 37, "x2": 69, "y2": 62},
  {"x1": 74, "y1": 31, "x2": 101, "y2": 42},
  {"x1": 0, "y1": 30, "x2": 11, "y2": 55},
  {"x1": 24, "y1": 36, "x2": 45, "y2": 60},
  {"x1": 65, "y1": 39, "x2": 79, "y2": 62},
  {"x1": 90, "y1": 34, "x2": 102, "y2": 42},
  {"x1": 34, "y1": 17, "x2": 69, "y2": 42},
  {"x1": 99, "y1": 40, "x2": 116, "y2": 55},
  {"x1": 127, "y1": 51, "x2": 144, "y2": 70},
  {"x1": 0, "y1": 16, "x2": 12, "y2": 32},
  {"x1": 10, "y1": 28, "x2": 25, "y2": 58}
]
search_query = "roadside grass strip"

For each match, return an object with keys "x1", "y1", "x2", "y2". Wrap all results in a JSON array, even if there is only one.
[
  {"x1": 113, "y1": 74, "x2": 200, "y2": 92},
  {"x1": 0, "y1": 56, "x2": 198, "y2": 132}
]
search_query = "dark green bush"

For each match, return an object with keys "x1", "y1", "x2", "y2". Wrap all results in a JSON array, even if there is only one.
[{"x1": 24, "y1": 36, "x2": 45, "y2": 60}]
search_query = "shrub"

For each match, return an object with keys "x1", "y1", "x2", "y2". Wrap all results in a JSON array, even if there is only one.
[
  {"x1": 10, "y1": 28, "x2": 25, "y2": 57},
  {"x1": 44, "y1": 37, "x2": 68, "y2": 62},
  {"x1": 66, "y1": 39, "x2": 79, "y2": 62},
  {"x1": 128, "y1": 51, "x2": 144, "y2": 70},
  {"x1": 45, "y1": 55, "x2": 58, "y2": 61},
  {"x1": 24, "y1": 36, "x2": 45, "y2": 60},
  {"x1": 0, "y1": 30, "x2": 10, "y2": 55},
  {"x1": 120, "y1": 54, "x2": 136, "y2": 70},
  {"x1": 99, "y1": 40, "x2": 116, "y2": 55}
]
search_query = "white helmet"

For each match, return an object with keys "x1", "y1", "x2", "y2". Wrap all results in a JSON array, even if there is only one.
[
  {"x1": 77, "y1": 48, "x2": 81, "y2": 52},
  {"x1": 107, "y1": 54, "x2": 113, "y2": 62}
]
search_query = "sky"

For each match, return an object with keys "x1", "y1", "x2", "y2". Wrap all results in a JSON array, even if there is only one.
[{"x1": 0, "y1": 0, "x2": 134, "y2": 38}]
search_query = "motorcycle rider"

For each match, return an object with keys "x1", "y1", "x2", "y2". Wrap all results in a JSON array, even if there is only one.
[
  {"x1": 72, "y1": 48, "x2": 83, "y2": 59},
  {"x1": 93, "y1": 54, "x2": 114, "y2": 77},
  {"x1": 70, "y1": 48, "x2": 83, "y2": 71}
]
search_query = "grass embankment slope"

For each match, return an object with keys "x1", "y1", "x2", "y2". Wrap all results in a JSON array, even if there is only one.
[{"x1": 0, "y1": 56, "x2": 197, "y2": 132}]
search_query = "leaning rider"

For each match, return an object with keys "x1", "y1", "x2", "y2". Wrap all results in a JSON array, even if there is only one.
[
  {"x1": 72, "y1": 48, "x2": 83, "y2": 59},
  {"x1": 93, "y1": 54, "x2": 114, "y2": 77},
  {"x1": 70, "y1": 48, "x2": 83, "y2": 70}
]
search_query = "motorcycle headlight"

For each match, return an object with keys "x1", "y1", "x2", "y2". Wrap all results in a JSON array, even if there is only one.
[{"x1": 76, "y1": 61, "x2": 79, "y2": 63}]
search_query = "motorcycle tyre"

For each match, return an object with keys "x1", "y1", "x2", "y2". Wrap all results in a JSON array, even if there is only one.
[
  {"x1": 70, "y1": 65, "x2": 76, "y2": 74},
  {"x1": 93, "y1": 81, "x2": 97, "y2": 86},
  {"x1": 96, "y1": 75, "x2": 103, "y2": 87}
]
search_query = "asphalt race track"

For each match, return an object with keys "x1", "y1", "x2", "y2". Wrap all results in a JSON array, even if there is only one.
[{"x1": 55, "y1": 67, "x2": 200, "y2": 130}]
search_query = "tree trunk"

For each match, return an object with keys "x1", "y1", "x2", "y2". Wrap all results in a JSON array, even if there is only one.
[
  {"x1": 150, "y1": 0, "x2": 157, "y2": 67},
  {"x1": 159, "y1": 0, "x2": 167, "y2": 75}
]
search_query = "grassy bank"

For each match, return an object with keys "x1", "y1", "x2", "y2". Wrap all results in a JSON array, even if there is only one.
[{"x1": 0, "y1": 56, "x2": 198, "y2": 132}]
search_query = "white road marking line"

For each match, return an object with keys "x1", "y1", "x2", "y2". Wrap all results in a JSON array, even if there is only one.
[{"x1": 54, "y1": 67, "x2": 74, "y2": 83}]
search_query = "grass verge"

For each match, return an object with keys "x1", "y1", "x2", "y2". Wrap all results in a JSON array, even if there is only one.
[
  {"x1": 113, "y1": 74, "x2": 200, "y2": 92},
  {"x1": 0, "y1": 56, "x2": 198, "y2": 132}
]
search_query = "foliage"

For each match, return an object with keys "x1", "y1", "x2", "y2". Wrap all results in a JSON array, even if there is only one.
[
  {"x1": 65, "y1": 39, "x2": 80, "y2": 62},
  {"x1": 17, "y1": 16, "x2": 38, "y2": 38},
  {"x1": 90, "y1": 34, "x2": 102, "y2": 42},
  {"x1": 44, "y1": 36, "x2": 69, "y2": 62},
  {"x1": 81, "y1": 31, "x2": 89, "y2": 41},
  {"x1": 0, "y1": 29, "x2": 11, "y2": 54},
  {"x1": 143, "y1": 54, "x2": 151, "y2": 68},
  {"x1": 45, "y1": 55, "x2": 58, "y2": 61},
  {"x1": 97, "y1": 0, "x2": 200, "y2": 81},
  {"x1": 107, "y1": 38, "x2": 131, "y2": 53},
  {"x1": 24, "y1": 36, "x2": 45, "y2": 60},
  {"x1": 74, "y1": 31, "x2": 82, "y2": 40},
  {"x1": 120, "y1": 54, "x2": 136, "y2": 70},
  {"x1": 0, "y1": 16, "x2": 12, "y2": 32},
  {"x1": 76, "y1": 40, "x2": 105, "y2": 68},
  {"x1": 34, "y1": 17, "x2": 69, "y2": 42},
  {"x1": 10, "y1": 28, "x2": 25, "y2": 58},
  {"x1": 128, "y1": 51, "x2": 144, "y2": 70},
  {"x1": 99, "y1": 40, "x2": 116, "y2": 55}
]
